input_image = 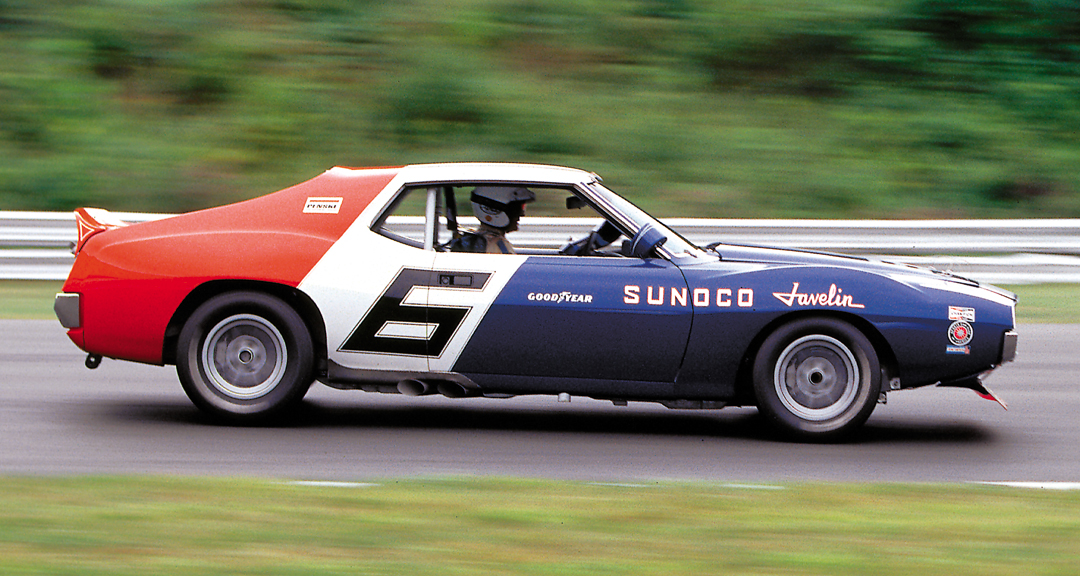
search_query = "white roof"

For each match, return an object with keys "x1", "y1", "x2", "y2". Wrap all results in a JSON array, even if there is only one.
[{"x1": 343, "y1": 162, "x2": 598, "y2": 186}]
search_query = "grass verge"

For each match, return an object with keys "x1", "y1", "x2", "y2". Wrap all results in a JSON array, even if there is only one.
[
  {"x1": 4, "y1": 280, "x2": 1078, "y2": 323},
  {"x1": 999, "y1": 283, "x2": 1080, "y2": 324},
  {"x1": 0, "y1": 477, "x2": 1077, "y2": 575},
  {"x1": 0, "y1": 280, "x2": 63, "y2": 319}
]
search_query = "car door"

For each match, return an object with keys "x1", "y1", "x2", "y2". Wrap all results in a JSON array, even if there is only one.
[
  {"x1": 302, "y1": 185, "x2": 529, "y2": 383},
  {"x1": 445, "y1": 247, "x2": 694, "y2": 397},
  {"x1": 300, "y1": 188, "x2": 438, "y2": 378}
]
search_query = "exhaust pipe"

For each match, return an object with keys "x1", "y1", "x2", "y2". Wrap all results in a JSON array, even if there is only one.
[
  {"x1": 437, "y1": 381, "x2": 474, "y2": 398},
  {"x1": 397, "y1": 379, "x2": 434, "y2": 396},
  {"x1": 398, "y1": 378, "x2": 481, "y2": 398}
]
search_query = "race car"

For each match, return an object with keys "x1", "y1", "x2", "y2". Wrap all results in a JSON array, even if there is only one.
[{"x1": 54, "y1": 163, "x2": 1018, "y2": 439}]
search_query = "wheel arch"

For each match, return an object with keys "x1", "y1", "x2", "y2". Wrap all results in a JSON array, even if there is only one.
[
  {"x1": 162, "y1": 280, "x2": 327, "y2": 375},
  {"x1": 732, "y1": 310, "x2": 898, "y2": 404}
]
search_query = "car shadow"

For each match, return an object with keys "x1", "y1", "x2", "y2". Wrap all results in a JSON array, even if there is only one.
[
  {"x1": 858, "y1": 420, "x2": 995, "y2": 444},
  {"x1": 291, "y1": 400, "x2": 773, "y2": 438},
  {"x1": 100, "y1": 398, "x2": 769, "y2": 438},
  {"x1": 96, "y1": 396, "x2": 996, "y2": 445}
]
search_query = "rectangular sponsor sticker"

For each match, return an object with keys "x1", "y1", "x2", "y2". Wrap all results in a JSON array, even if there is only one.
[
  {"x1": 304, "y1": 197, "x2": 343, "y2": 214},
  {"x1": 949, "y1": 306, "x2": 976, "y2": 322},
  {"x1": 946, "y1": 345, "x2": 970, "y2": 355}
]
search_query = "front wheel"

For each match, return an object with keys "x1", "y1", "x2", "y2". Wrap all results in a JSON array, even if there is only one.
[
  {"x1": 176, "y1": 291, "x2": 314, "y2": 423},
  {"x1": 752, "y1": 318, "x2": 880, "y2": 440}
]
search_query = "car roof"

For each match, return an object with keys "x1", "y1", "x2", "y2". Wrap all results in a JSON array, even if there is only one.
[{"x1": 331, "y1": 162, "x2": 598, "y2": 187}]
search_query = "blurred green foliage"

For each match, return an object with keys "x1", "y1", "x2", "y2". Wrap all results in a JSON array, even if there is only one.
[{"x1": 1, "y1": 0, "x2": 1080, "y2": 216}]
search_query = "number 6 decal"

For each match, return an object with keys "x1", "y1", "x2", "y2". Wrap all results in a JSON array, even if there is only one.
[{"x1": 340, "y1": 268, "x2": 491, "y2": 357}]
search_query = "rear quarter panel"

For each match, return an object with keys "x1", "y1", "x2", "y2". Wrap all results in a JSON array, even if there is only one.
[{"x1": 62, "y1": 168, "x2": 399, "y2": 364}]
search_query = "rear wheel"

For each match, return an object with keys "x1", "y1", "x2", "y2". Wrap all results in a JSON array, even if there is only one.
[
  {"x1": 177, "y1": 291, "x2": 314, "y2": 422},
  {"x1": 753, "y1": 318, "x2": 880, "y2": 440}
]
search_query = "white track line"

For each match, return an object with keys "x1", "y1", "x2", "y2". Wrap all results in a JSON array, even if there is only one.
[
  {"x1": 974, "y1": 482, "x2": 1080, "y2": 490},
  {"x1": 285, "y1": 481, "x2": 380, "y2": 488}
]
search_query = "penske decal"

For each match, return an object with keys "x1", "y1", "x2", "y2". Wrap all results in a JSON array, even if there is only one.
[{"x1": 304, "y1": 197, "x2": 343, "y2": 214}]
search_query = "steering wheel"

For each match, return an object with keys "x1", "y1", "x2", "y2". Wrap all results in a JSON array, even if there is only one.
[
  {"x1": 559, "y1": 220, "x2": 622, "y2": 256},
  {"x1": 559, "y1": 231, "x2": 599, "y2": 256}
]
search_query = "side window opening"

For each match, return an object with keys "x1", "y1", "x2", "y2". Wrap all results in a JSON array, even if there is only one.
[
  {"x1": 374, "y1": 183, "x2": 630, "y2": 256},
  {"x1": 436, "y1": 185, "x2": 587, "y2": 254},
  {"x1": 372, "y1": 186, "x2": 430, "y2": 248}
]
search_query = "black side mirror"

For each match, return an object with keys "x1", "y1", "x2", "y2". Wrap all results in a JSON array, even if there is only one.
[
  {"x1": 565, "y1": 196, "x2": 587, "y2": 210},
  {"x1": 629, "y1": 224, "x2": 667, "y2": 258}
]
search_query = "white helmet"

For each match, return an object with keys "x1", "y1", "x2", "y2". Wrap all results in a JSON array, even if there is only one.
[{"x1": 470, "y1": 186, "x2": 535, "y2": 229}]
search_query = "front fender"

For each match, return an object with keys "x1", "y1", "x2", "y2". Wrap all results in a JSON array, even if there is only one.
[{"x1": 674, "y1": 261, "x2": 1015, "y2": 398}]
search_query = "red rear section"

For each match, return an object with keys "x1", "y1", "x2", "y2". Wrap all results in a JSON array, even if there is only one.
[{"x1": 62, "y1": 167, "x2": 400, "y2": 364}]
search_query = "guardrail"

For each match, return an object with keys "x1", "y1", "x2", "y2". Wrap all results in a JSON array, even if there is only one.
[
  {"x1": 1, "y1": 211, "x2": 168, "y2": 281},
  {"x1": 4, "y1": 211, "x2": 1080, "y2": 283}
]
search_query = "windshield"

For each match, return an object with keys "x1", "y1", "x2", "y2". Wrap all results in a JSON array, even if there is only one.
[{"x1": 585, "y1": 182, "x2": 704, "y2": 259}]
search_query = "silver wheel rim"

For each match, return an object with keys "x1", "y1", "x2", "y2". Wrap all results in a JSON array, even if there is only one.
[
  {"x1": 774, "y1": 334, "x2": 859, "y2": 422},
  {"x1": 202, "y1": 314, "x2": 287, "y2": 400}
]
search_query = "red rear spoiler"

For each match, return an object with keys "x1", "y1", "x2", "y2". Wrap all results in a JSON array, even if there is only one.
[{"x1": 74, "y1": 208, "x2": 129, "y2": 254}]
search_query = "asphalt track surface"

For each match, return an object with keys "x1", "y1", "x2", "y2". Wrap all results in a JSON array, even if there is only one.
[{"x1": 2, "y1": 320, "x2": 1077, "y2": 483}]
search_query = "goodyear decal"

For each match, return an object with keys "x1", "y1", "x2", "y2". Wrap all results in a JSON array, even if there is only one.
[{"x1": 528, "y1": 291, "x2": 594, "y2": 304}]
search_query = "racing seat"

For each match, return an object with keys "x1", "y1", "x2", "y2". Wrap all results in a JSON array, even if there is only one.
[{"x1": 447, "y1": 231, "x2": 488, "y2": 253}]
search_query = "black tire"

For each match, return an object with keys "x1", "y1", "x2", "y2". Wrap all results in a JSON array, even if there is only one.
[
  {"x1": 752, "y1": 318, "x2": 880, "y2": 440},
  {"x1": 176, "y1": 291, "x2": 314, "y2": 423}
]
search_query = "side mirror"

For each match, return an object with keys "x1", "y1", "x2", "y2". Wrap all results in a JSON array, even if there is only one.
[
  {"x1": 629, "y1": 224, "x2": 667, "y2": 258},
  {"x1": 565, "y1": 196, "x2": 587, "y2": 210}
]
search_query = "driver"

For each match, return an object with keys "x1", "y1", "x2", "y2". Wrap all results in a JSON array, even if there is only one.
[{"x1": 458, "y1": 186, "x2": 536, "y2": 254}]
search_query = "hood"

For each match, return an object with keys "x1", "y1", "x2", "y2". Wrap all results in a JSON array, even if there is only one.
[
  {"x1": 709, "y1": 242, "x2": 1014, "y2": 298},
  {"x1": 713, "y1": 242, "x2": 916, "y2": 270}
]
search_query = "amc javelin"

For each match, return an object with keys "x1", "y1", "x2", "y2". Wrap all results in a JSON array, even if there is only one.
[{"x1": 54, "y1": 163, "x2": 1018, "y2": 439}]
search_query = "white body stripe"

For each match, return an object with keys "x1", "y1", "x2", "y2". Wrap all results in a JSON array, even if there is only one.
[
  {"x1": 428, "y1": 252, "x2": 525, "y2": 372},
  {"x1": 375, "y1": 321, "x2": 438, "y2": 340},
  {"x1": 300, "y1": 234, "x2": 434, "y2": 371},
  {"x1": 298, "y1": 173, "x2": 527, "y2": 372}
]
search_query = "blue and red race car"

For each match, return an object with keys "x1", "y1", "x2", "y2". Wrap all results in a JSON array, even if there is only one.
[{"x1": 54, "y1": 163, "x2": 1018, "y2": 439}]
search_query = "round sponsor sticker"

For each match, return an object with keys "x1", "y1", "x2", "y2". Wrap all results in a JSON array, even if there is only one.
[{"x1": 949, "y1": 321, "x2": 973, "y2": 346}]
